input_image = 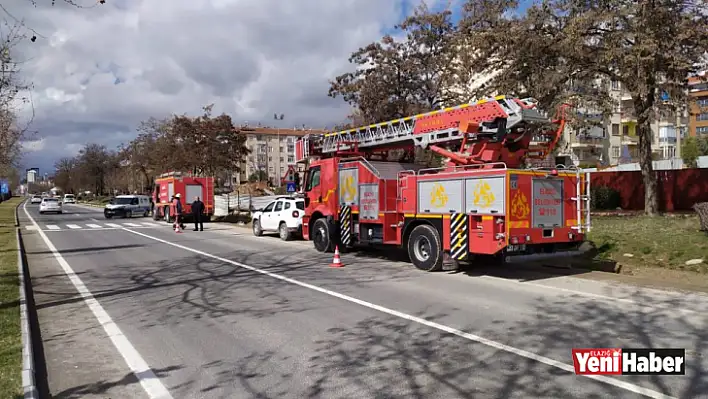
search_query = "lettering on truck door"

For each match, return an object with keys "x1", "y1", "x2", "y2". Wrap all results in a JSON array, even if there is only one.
[{"x1": 531, "y1": 178, "x2": 564, "y2": 228}]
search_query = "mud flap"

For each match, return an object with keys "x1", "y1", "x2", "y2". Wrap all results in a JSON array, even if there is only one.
[{"x1": 338, "y1": 205, "x2": 352, "y2": 247}]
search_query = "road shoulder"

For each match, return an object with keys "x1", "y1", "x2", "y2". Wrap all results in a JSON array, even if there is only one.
[{"x1": 20, "y1": 209, "x2": 149, "y2": 399}]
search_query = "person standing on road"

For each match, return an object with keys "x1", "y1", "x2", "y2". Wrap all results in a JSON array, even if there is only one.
[
  {"x1": 173, "y1": 193, "x2": 186, "y2": 231},
  {"x1": 191, "y1": 196, "x2": 205, "y2": 231}
]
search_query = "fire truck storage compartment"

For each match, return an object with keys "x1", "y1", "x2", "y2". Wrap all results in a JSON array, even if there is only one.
[
  {"x1": 465, "y1": 175, "x2": 506, "y2": 214},
  {"x1": 185, "y1": 184, "x2": 203, "y2": 203},
  {"x1": 168, "y1": 182, "x2": 174, "y2": 199},
  {"x1": 531, "y1": 178, "x2": 564, "y2": 229},
  {"x1": 338, "y1": 167, "x2": 359, "y2": 206},
  {"x1": 417, "y1": 179, "x2": 464, "y2": 214}
]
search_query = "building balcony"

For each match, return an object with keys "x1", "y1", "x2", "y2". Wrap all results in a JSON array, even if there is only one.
[
  {"x1": 620, "y1": 111, "x2": 637, "y2": 123},
  {"x1": 570, "y1": 136, "x2": 605, "y2": 148},
  {"x1": 621, "y1": 135, "x2": 639, "y2": 145}
]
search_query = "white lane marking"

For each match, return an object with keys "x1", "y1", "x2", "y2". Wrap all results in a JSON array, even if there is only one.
[
  {"x1": 86, "y1": 224, "x2": 103, "y2": 229},
  {"x1": 123, "y1": 222, "x2": 141, "y2": 227},
  {"x1": 122, "y1": 227, "x2": 675, "y2": 399},
  {"x1": 66, "y1": 224, "x2": 81, "y2": 229},
  {"x1": 141, "y1": 222, "x2": 160, "y2": 227},
  {"x1": 105, "y1": 223, "x2": 122, "y2": 228},
  {"x1": 23, "y1": 202, "x2": 174, "y2": 399},
  {"x1": 25, "y1": 226, "x2": 37, "y2": 230},
  {"x1": 47, "y1": 225, "x2": 60, "y2": 230}
]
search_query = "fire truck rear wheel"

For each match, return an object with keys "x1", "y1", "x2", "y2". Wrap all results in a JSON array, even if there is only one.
[
  {"x1": 312, "y1": 218, "x2": 334, "y2": 253},
  {"x1": 407, "y1": 224, "x2": 443, "y2": 272}
]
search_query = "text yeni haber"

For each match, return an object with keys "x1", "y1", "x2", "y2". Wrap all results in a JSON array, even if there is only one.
[{"x1": 572, "y1": 348, "x2": 685, "y2": 375}]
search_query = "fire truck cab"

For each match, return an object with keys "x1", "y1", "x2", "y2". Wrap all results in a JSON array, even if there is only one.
[{"x1": 298, "y1": 95, "x2": 591, "y2": 271}]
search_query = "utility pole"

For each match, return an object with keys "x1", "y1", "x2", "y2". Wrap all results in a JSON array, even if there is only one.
[{"x1": 273, "y1": 112, "x2": 285, "y2": 187}]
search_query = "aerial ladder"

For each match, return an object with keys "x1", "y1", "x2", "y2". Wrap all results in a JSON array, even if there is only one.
[{"x1": 295, "y1": 95, "x2": 569, "y2": 168}]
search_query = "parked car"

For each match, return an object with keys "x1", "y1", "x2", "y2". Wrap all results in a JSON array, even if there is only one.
[
  {"x1": 63, "y1": 194, "x2": 76, "y2": 204},
  {"x1": 104, "y1": 195, "x2": 151, "y2": 219},
  {"x1": 30, "y1": 195, "x2": 42, "y2": 204},
  {"x1": 39, "y1": 197, "x2": 62, "y2": 214},
  {"x1": 252, "y1": 196, "x2": 304, "y2": 241}
]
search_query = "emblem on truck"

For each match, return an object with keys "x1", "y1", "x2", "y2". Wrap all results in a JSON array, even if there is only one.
[
  {"x1": 341, "y1": 175, "x2": 357, "y2": 202},
  {"x1": 430, "y1": 183, "x2": 449, "y2": 207},
  {"x1": 511, "y1": 191, "x2": 530, "y2": 219},
  {"x1": 472, "y1": 180, "x2": 496, "y2": 208}
]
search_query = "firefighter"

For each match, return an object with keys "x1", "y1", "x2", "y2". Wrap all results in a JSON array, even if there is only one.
[{"x1": 172, "y1": 193, "x2": 186, "y2": 231}]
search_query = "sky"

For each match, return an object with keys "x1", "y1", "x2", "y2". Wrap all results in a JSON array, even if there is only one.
[{"x1": 6, "y1": 0, "x2": 532, "y2": 176}]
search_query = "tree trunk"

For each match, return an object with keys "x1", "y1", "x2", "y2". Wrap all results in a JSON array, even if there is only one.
[{"x1": 637, "y1": 121, "x2": 659, "y2": 215}]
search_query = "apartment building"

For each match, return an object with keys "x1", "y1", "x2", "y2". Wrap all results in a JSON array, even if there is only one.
[
  {"x1": 550, "y1": 80, "x2": 689, "y2": 167},
  {"x1": 236, "y1": 127, "x2": 328, "y2": 186},
  {"x1": 688, "y1": 73, "x2": 708, "y2": 137}
]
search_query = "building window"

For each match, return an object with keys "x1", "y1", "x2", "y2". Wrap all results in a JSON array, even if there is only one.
[
  {"x1": 697, "y1": 113, "x2": 708, "y2": 121},
  {"x1": 287, "y1": 156, "x2": 294, "y2": 163},
  {"x1": 697, "y1": 126, "x2": 708, "y2": 135},
  {"x1": 611, "y1": 146, "x2": 620, "y2": 158},
  {"x1": 612, "y1": 124, "x2": 620, "y2": 136},
  {"x1": 622, "y1": 125, "x2": 629, "y2": 136},
  {"x1": 287, "y1": 144, "x2": 295, "y2": 153},
  {"x1": 611, "y1": 81, "x2": 620, "y2": 90},
  {"x1": 696, "y1": 96, "x2": 708, "y2": 107},
  {"x1": 280, "y1": 157, "x2": 284, "y2": 163}
]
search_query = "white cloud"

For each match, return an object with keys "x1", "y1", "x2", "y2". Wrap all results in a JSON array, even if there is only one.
[
  {"x1": 22, "y1": 138, "x2": 46, "y2": 152},
  {"x1": 6, "y1": 0, "x2": 440, "y2": 173}
]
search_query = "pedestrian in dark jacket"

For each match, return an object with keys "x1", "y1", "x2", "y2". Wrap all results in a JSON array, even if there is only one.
[{"x1": 191, "y1": 196, "x2": 205, "y2": 231}]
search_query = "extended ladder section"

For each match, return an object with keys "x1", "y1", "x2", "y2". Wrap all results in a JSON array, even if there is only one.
[{"x1": 296, "y1": 95, "x2": 560, "y2": 164}]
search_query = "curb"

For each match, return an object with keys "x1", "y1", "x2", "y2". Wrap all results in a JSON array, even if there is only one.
[{"x1": 15, "y1": 201, "x2": 38, "y2": 399}]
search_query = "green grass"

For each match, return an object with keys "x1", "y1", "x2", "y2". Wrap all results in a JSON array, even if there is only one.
[
  {"x1": 0, "y1": 197, "x2": 23, "y2": 398},
  {"x1": 588, "y1": 215, "x2": 708, "y2": 273}
]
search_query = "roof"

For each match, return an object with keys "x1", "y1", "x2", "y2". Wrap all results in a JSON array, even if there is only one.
[{"x1": 239, "y1": 127, "x2": 329, "y2": 137}]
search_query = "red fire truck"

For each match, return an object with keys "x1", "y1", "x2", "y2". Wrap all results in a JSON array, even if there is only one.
[
  {"x1": 294, "y1": 95, "x2": 591, "y2": 271},
  {"x1": 152, "y1": 172, "x2": 215, "y2": 222}
]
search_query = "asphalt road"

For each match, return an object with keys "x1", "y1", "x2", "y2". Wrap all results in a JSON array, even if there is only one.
[{"x1": 19, "y1": 200, "x2": 708, "y2": 399}]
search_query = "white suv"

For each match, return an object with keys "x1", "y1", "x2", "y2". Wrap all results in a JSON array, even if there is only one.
[{"x1": 252, "y1": 197, "x2": 304, "y2": 241}]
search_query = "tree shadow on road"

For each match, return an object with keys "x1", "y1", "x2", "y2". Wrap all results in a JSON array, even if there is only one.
[
  {"x1": 53, "y1": 365, "x2": 183, "y2": 399},
  {"x1": 175, "y1": 289, "x2": 707, "y2": 398}
]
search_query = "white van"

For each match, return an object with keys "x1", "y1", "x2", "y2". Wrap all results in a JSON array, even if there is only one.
[{"x1": 104, "y1": 195, "x2": 152, "y2": 219}]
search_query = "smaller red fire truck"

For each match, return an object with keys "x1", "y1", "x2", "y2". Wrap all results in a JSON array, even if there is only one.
[
  {"x1": 152, "y1": 172, "x2": 215, "y2": 222},
  {"x1": 294, "y1": 95, "x2": 592, "y2": 271}
]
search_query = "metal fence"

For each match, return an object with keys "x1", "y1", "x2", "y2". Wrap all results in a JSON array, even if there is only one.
[{"x1": 214, "y1": 194, "x2": 281, "y2": 216}]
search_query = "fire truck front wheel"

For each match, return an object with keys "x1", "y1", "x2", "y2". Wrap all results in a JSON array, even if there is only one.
[
  {"x1": 312, "y1": 218, "x2": 334, "y2": 253},
  {"x1": 407, "y1": 224, "x2": 443, "y2": 272}
]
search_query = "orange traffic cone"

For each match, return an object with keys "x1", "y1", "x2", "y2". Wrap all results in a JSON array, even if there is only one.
[
  {"x1": 174, "y1": 222, "x2": 182, "y2": 233},
  {"x1": 329, "y1": 246, "x2": 344, "y2": 268}
]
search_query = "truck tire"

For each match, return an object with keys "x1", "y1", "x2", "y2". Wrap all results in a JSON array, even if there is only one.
[
  {"x1": 164, "y1": 206, "x2": 172, "y2": 223},
  {"x1": 152, "y1": 207, "x2": 160, "y2": 220},
  {"x1": 312, "y1": 218, "x2": 334, "y2": 253},
  {"x1": 407, "y1": 224, "x2": 443, "y2": 272}
]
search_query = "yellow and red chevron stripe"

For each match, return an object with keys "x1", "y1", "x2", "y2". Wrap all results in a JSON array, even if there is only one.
[{"x1": 508, "y1": 221, "x2": 529, "y2": 228}]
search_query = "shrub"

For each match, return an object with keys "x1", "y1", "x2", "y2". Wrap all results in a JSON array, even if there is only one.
[{"x1": 591, "y1": 186, "x2": 621, "y2": 210}]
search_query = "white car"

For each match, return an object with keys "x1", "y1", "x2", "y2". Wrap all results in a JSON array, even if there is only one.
[
  {"x1": 63, "y1": 194, "x2": 76, "y2": 204},
  {"x1": 39, "y1": 197, "x2": 62, "y2": 214},
  {"x1": 252, "y1": 196, "x2": 304, "y2": 241},
  {"x1": 30, "y1": 195, "x2": 42, "y2": 204}
]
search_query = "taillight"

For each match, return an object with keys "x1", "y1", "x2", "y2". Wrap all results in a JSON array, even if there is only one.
[
  {"x1": 510, "y1": 237, "x2": 519, "y2": 244},
  {"x1": 292, "y1": 211, "x2": 299, "y2": 218}
]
